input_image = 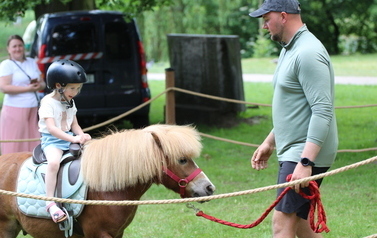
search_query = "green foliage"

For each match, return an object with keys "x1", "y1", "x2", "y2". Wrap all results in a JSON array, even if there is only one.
[
  {"x1": 338, "y1": 35, "x2": 360, "y2": 55},
  {"x1": 227, "y1": 3, "x2": 260, "y2": 58},
  {"x1": 139, "y1": 0, "x2": 377, "y2": 61},
  {"x1": 0, "y1": 0, "x2": 41, "y2": 21},
  {"x1": 0, "y1": 0, "x2": 173, "y2": 22},
  {"x1": 0, "y1": 11, "x2": 34, "y2": 60},
  {"x1": 1, "y1": 0, "x2": 377, "y2": 61},
  {"x1": 301, "y1": 0, "x2": 377, "y2": 55},
  {"x1": 96, "y1": 0, "x2": 172, "y2": 17},
  {"x1": 338, "y1": 35, "x2": 376, "y2": 55},
  {"x1": 252, "y1": 34, "x2": 279, "y2": 58},
  {"x1": 138, "y1": 0, "x2": 261, "y2": 62}
]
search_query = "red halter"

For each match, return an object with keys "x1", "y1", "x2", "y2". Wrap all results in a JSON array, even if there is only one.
[{"x1": 163, "y1": 167, "x2": 202, "y2": 198}]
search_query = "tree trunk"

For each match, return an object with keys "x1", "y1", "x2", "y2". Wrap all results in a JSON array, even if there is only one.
[
  {"x1": 325, "y1": 9, "x2": 339, "y2": 55},
  {"x1": 34, "y1": 0, "x2": 96, "y2": 20}
]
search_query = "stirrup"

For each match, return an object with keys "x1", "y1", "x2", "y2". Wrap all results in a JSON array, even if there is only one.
[{"x1": 59, "y1": 207, "x2": 74, "y2": 238}]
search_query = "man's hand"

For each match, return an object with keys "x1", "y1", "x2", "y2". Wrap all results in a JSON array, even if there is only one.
[
  {"x1": 290, "y1": 163, "x2": 312, "y2": 193},
  {"x1": 251, "y1": 142, "x2": 274, "y2": 171}
]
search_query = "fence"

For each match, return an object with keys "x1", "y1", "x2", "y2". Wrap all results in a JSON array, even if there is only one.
[
  {"x1": 2, "y1": 69, "x2": 377, "y2": 153},
  {"x1": 0, "y1": 68, "x2": 376, "y2": 237}
]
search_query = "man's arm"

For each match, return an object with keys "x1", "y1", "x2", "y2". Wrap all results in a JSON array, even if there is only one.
[{"x1": 251, "y1": 131, "x2": 275, "y2": 170}]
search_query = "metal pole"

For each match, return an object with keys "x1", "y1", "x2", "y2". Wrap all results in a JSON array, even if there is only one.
[{"x1": 165, "y1": 68, "x2": 176, "y2": 125}]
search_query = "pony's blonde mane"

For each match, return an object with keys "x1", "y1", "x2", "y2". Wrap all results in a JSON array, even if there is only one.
[{"x1": 81, "y1": 124, "x2": 202, "y2": 191}]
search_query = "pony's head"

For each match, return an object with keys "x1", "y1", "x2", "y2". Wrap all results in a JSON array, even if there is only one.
[{"x1": 81, "y1": 124, "x2": 215, "y2": 198}]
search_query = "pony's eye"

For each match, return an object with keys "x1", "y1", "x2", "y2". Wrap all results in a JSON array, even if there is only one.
[{"x1": 178, "y1": 158, "x2": 188, "y2": 165}]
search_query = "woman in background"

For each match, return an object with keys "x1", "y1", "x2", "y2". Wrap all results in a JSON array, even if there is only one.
[{"x1": 0, "y1": 34, "x2": 45, "y2": 154}]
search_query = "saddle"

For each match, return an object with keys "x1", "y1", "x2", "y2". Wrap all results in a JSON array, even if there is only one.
[
  {"x1": 33, "y1": 143, "x2": 81, "y2": 164},
  {"x1": 17, "y1": 143, "x2": 87, "y2": 237},
  {"x1": 32, "y1": 142, "x2": 82, "y2": 193}
]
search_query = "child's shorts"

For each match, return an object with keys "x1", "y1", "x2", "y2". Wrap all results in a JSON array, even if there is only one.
[{"x1": 41, "y1": 132, "x2": 73, "y2": 151}]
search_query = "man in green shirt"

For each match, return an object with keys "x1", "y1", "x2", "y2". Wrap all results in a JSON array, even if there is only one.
[{"x1": 249, "y1": 0, "x2": 338, "y2": 237}]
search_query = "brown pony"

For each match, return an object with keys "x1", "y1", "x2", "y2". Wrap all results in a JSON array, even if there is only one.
[{"x1": 0, "y1": 124, "x2": 215, "y2": 238}]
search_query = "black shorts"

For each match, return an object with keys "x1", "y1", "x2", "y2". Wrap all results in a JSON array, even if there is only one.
[{"x1": 275, "y1": 161, "x2": 329, "y2": 219}]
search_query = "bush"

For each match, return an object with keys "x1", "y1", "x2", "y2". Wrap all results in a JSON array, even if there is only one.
[
  {"x1": 252, "y1": 34, "x2": 279, "y2": 58},
  {"x1": 339, "y1": 34, "x2": 377, "y2": 55}
]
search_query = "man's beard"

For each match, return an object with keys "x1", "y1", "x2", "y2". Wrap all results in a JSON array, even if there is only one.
[
  {"x1": 270, "y1": 24, "x2": 284, "y2": 42},
  {"x1": 271, "y1": 32, "x2": 282, "y2": 42}
]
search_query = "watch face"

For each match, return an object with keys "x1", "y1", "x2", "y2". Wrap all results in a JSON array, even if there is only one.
[{"x1": 301, "y1": 158, "x2": 314, "y2": 166}]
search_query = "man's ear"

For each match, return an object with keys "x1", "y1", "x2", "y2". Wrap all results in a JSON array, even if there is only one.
[{"x1": 280, "y1": 12, "x2": 288, "y2": 23}]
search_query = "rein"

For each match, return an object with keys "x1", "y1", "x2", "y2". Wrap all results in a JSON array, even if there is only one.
[
  {"x1": 163, "y1": 167, "x2": 202, "y2": 198},
  {"x1": 189, "y1": 174, "x2": 330, "y2": 233}
]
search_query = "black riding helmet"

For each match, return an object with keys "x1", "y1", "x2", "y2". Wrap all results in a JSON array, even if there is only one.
[{"x1": 46, "y1": 59, "x2": 87, "y2": 89}]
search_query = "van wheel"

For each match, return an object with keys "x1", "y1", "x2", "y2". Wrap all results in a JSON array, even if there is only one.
[{"x1": 130, "y1": 115, "x2": 150, "y2": 129}]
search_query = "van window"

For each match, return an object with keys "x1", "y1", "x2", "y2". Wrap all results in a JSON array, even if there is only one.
[
  {"x1": 51, "y1": 23, "x2": 97, "y2": 55},
  {"x1": 105, "y1": 22, "x2": 133, "y2": 60}
]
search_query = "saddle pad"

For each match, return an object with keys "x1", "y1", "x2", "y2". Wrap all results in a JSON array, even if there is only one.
[{"x1": 17, "y1": 157, "x2": 87, "y2": 219}]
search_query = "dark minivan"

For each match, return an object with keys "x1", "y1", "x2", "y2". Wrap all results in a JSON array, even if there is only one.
[{"x1": 30, "y1": 10, "x2": 150, "y2": 128}]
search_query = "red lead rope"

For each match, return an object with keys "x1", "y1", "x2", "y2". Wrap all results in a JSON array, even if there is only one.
[{"x1": 195, "y1": 174, "x2": 330, "y2": 233}]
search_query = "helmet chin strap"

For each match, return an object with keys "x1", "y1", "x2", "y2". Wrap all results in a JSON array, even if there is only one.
[{"x1": 58, "y1": 88, "x2": 73, "y2": 108}]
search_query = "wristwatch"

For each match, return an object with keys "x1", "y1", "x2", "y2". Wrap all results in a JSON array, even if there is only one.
[{"x1": 300, "y1": 157, "x2": 315, "y2": 167}]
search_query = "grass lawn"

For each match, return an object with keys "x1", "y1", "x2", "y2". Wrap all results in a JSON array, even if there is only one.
[
  {"x1": 124, "y1": 81, "x2": 377, "y2": 238},
  {"x1": 147, "y1": 54, "x2": 377, "y2": 77},
  {"x1": 125, "y1": 80, "x2": 377, "y2": 238},
  {"x1": 13, "y1": 80, "x2": 377, "y2": 238}
]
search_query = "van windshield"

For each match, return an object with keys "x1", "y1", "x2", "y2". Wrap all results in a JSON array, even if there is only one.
[{"x1": 51, "y1": 23, "x2": 97, "y2": 55}]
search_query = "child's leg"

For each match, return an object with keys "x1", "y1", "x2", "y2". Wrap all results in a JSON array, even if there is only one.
[
  {"x1": 44, "y1": 146, "x2": 66, "y2": 222},
  {"x1": 45, "y1": 146, "x2": 63, "y2": 197}
]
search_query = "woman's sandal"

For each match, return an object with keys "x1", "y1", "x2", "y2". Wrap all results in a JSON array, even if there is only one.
[{"x1": 46, "y1": 202, "x2": 67, "y2": 223}]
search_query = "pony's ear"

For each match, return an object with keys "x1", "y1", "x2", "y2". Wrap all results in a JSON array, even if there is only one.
[{"x1": 150, "y1": 132, "x2": 163, "y2": 152}]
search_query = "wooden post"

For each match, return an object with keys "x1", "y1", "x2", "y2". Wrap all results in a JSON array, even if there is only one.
[{"x1": 165, "y1": 68, "x2": 176, "y2": 125}]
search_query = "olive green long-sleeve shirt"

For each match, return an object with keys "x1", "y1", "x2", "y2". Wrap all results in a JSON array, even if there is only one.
[{"x1": 272, "y1": 25, "x2": 338, "y2": 167}]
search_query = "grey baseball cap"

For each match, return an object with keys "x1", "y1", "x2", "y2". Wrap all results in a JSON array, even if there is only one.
[{"x1": 249, "y1": 0, "x2": 301, "y2": 18}]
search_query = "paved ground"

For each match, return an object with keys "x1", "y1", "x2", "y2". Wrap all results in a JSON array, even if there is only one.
[{"x1": 148, "y1": 73, "x2": 377, "y2": 85}]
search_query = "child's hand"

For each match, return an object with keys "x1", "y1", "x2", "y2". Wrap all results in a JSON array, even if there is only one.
[
  {"x1": 82, "y1": 133, "x2": 91, "y2": 143},
  {"x1": 73, "y1": 134, "x2": 91, "y2": 144}
]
